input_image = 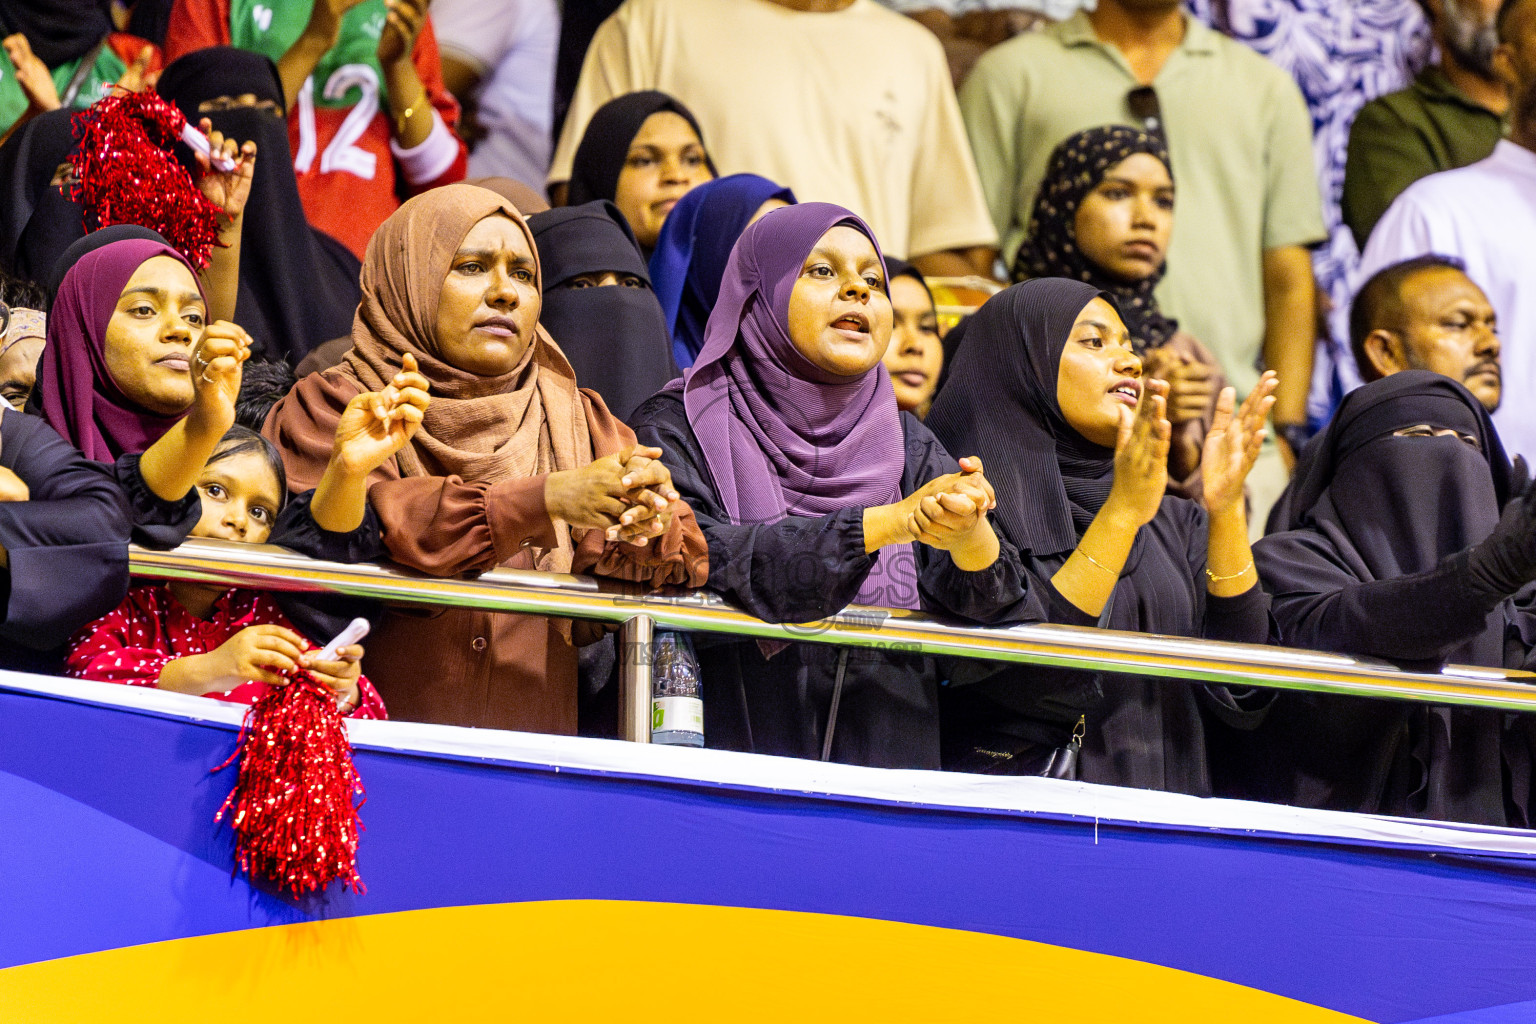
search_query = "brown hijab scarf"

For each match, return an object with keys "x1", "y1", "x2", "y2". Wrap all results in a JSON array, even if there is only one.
[{"x1": 337, "y1": 182, "x2": 591, "y2": 573}]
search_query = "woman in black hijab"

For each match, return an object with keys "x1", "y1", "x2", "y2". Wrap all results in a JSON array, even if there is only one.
[
  {"x1": 927, "y1": 279, "x2": 1276, "y2": 793},
  {"x1": 155, "y1": 46, "x2": 361, "y2": 363},
  {"x1": 526, "y1": 200, "x2": 677, "y2": 421},
  {"x1": 1013, "y1": 126, "x2": 1224, "y2": 501},
  {"x1": 1251, "y1": 371, "x2": 1536, "y2": 825},
  {"x1": 0, "y1": 108, "x2": 87, "y2": 284},
  {"x1": 563, "y1": 91, "x2": 716, "y2": 254}
]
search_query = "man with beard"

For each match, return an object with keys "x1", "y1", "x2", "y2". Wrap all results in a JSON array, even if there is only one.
[
  {"x1": 1343, "y1": 0, "x2": 1507, "y2": 249},
  {"x1": 1350, "y1": 255, "x2": 1502, "y2": 412},
  {"x1": 1355, "y1": 0, "x2": 1536, "y2": 460}
]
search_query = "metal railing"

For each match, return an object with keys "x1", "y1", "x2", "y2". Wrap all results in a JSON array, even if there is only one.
[{"x1": 130, "y1": 538, "x2": 1536, "y2": 742}]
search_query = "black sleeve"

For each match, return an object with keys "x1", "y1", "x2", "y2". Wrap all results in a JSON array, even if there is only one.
[
  {"x1": 631, "y1": 394, "x2": 877, "y2": 624},
  {"x1": 265, "y1": 489, "x2": 387, "y2": 645},
  {"x1": 0, "y1": 415, "x2": 131, "y2": 650},
  {"x1": 113, "y1": 452, "x2": 201, "y2": 550},
  {"x1": 1257, "y1": 530, "x2": 1499, "y2": 662},
  {"x1": 901, "y1": 415, "x2": 1041, "y2": 627}
]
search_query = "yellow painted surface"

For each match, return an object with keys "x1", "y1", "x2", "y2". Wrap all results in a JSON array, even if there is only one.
[{"x1": 0, "y1": 899, "x2": 1373, "y2": 1023}]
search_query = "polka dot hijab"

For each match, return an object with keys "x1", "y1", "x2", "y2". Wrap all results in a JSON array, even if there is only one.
[{"x1": 1011, "y1": 125, "x2": 1179, "y2": 355}]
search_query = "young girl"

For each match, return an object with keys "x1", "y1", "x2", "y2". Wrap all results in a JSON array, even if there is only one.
[
  {"x1": 64, "y1": 389, "x2": 427, "y2": 715},
  {"x1": 1012, "y1": 127, "x2": 1226, "y2": 501}
]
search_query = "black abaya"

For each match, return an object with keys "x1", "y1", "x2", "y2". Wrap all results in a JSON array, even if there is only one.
[
  {"x1": 632, "y1": 391, "x2": 1037, "y2": 769},
  {"x1": 1253, "y1": 372, "x2": 1532, "y2": 825},
  {"x1": 927, "y1": 280, "x2": 1271, "y2": 794},
  {"x1": 0, "y1": 410, "x2": 130, "y2": 671}
]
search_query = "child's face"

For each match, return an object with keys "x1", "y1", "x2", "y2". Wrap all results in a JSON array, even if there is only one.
[{"x1": 190, "y1": 450, "x2": 283, "y2": 545}]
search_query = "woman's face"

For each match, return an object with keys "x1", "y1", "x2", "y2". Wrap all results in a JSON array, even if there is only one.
[
  {"x1": 190, "y1": 448, "x2": 283, "y2": 545},
  {"x1": 786, "y1": 225, "x2": 893, "y2": 378},
  {"x1": 881, "y1": 275, "x2": 943, "y2": 413},
  {"x1": 103, "y1": 255, "x2": 206, "y2": 416},
  {"x1": 613, "y1": 111, "x2": 713, "y2": 249},
  {"x1": 434, "y1": 214, "x2": 543, "y2": 376},
  {"x1": 1073, "y1": 153, "x2": 1174, "y2": 284},
  {"x1": 1057, "y1": 296, "x2": 1142, "y2": 448},
  {"x1": 562, "y1": 271, "x2": 645, "y2": 289}
]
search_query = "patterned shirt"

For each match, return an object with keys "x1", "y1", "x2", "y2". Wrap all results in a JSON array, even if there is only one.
[{"x1": 66, "y1": 583, "x2": 386, "y2": 719}]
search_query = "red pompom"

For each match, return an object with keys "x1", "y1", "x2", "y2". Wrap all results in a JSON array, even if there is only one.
[
  {"x1": 69, "y1": 89, "x2": 223, "y2": 268},
  {"x1": 215, "y1": 672, "x2": 367, "y2": 897}
]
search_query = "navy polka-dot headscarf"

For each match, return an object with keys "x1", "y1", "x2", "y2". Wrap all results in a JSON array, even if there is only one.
[{"x1": 1012, "y1": 126, "x2": 1179, "y2": 354}]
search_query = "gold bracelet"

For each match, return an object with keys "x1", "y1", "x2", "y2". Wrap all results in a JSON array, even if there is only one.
[
  {"x1": 1205, "y1": 562, "x2": 1254, "y2": 583},
  {"x1": 1077, "y1": 548, "x2": 1119, "y2": 577},
  {"x1": 395, "y1": 89, "x2": 428, "y2": 134}
]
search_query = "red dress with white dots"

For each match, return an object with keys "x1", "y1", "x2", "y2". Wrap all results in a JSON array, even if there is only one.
[{"x1": 65, "y1": 585, "x2": 387, "y2": 719}]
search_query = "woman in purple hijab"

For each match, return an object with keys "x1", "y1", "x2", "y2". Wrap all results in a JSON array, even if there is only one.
[
  {"x1": 36, "y1": 237, "x2": 253, "y2": 549},
  {"x1": 630, "y1": 203, "x2": 1037, "y2": 769}
]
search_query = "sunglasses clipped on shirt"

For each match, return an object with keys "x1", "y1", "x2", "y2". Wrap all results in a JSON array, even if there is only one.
[{"x1": 1127, "y1": 85, "x2": 1165, "y2": 140}]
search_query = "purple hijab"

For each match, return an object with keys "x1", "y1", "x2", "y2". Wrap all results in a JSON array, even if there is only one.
[
  {"x1": 681, "y1": 202, "x2": 916, "y2": 609},
  {"x1": 40, "y1": 238, "x2": 204, "y2": 462}
]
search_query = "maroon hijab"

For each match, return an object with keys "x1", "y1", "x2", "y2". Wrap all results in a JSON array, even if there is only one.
[
  {"x1": 40, "y1": 238, "x2": 205, "y2": 462},
  {"x1": 680, "y1": 202, "x2": 916, "y2": 609}
]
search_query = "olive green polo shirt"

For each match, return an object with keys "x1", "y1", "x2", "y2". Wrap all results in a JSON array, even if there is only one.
[
  {"x1": 1341, "y1": 65, "x2": 1505, "y2": 250},
  {"x1": 960, "y1": 11, "x2": 1326, "y2": 396}
]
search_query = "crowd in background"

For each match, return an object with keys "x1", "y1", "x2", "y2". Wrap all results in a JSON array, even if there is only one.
[{"x1": 1, "y1": 0, "x2": 1535, "y2": 831}]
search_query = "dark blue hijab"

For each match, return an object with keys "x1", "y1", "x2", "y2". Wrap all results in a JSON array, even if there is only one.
[{"x1": 648, "y1": 173, "x2": 796, "y2": 369}]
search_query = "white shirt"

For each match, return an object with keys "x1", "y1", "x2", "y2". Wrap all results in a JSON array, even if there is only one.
[
  {"x1": 431, "y1": 0, "x2": 558, "y2": 188},
  {"x1": 550, "y1": 0, "x2": 998, "y2": 259},
  {"x1": 1356, "y1": 141, "x2": 1536, "y2": 459},
  {"x1": 880, "y1": 0, "x2": 1088, "y2": 16}
]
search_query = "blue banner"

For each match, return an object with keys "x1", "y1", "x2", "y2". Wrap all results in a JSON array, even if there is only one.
[{"x1": 3, "y1": 671, "x2": 1535, "y2": 1022}]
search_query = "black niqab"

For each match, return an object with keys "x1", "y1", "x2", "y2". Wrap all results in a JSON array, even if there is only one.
[
  {"x1": 1249, "y1": 372, "x2": 1524, "y2": 825},
  {"x1": 1259, "y1": 371, "x2": 1513, "y2": 666},
  {"x1": 526, "y1": 201, "x2": 678, "y2": 420},
  {"x1": 0, "y1": 0, "x2": 112, "y2": 68},
  {"x1": 565, "y1": 91, "x2": 715, "y2": 207},
  {"x1": 0, "y1": 109, "x2": 86, "y2": 284},
  {"x1": 155, "y1": 47, "x2": 361, "y2": 362}
]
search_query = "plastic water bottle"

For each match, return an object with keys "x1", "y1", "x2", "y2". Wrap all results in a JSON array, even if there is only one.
[{"x1": 651, "y1": 631, "x2": 704, "y2": 747}]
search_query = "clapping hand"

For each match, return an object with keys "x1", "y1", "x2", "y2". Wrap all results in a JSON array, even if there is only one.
[
  {"x1": 1105, "y1": 377, "x2": 1171, "y2": 530},
  {"x1": 3, "y1": 34, "x2": 59, "y2": 114},
  {"x1": 1202, "y1": 371, "x2": 1278, "y2": 515},
  {"x1": 377, "y1": 0, "x2": 428, "y2": 68}
]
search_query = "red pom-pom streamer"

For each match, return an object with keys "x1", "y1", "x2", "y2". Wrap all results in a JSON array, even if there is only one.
[
  {"x1": 68, "y1": 89, "x2": 223, "y2": 268},
  {"x1": 215, "y1": 672, "x2": 367, "y2": 897}
]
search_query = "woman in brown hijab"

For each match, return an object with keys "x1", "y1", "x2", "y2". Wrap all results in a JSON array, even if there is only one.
[{"x1": 264, "y1": 183, "x2": 707, "y2": 732}]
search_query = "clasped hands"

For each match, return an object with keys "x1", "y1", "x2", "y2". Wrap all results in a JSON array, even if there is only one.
[
  {"x1": 545, "y1": 445, "x2": 679, "y2": 547},
  {"x1": 866, "y1": 457, "x2": 999, "y2": 571}
]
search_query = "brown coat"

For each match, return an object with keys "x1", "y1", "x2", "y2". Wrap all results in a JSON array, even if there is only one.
[{"x1": 265, "y1": 368, "x2": 708, "y2": 732}]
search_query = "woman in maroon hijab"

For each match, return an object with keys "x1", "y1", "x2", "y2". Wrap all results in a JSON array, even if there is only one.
[
  {"x1": 37, "y1": 236, "x2": 251, "y2": 547},
  {"x1": 630, "y1": 203, "x2": 1037, "y2": 770}
]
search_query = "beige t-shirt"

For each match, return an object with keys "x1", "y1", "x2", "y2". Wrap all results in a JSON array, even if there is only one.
[
  {"x1": 960, "y1": 12, "x2": 1326, "y2": 394},
  {"x1": 550, "y1": 0, "x2": 998, "y2": 259}
]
